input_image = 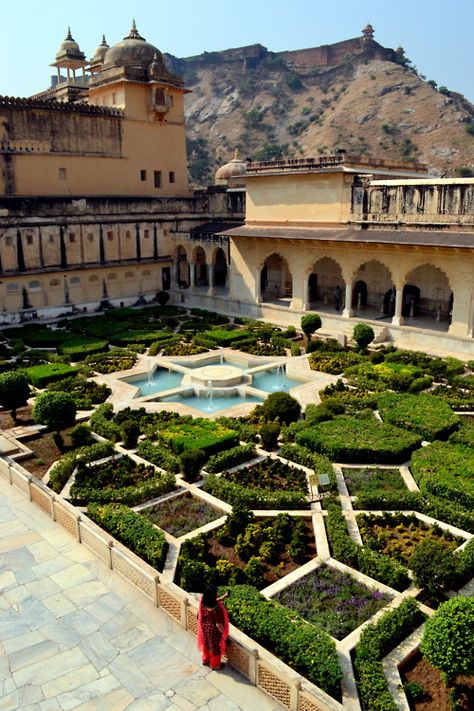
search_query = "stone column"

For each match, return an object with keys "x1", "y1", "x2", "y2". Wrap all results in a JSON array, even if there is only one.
[
  {"x1": 255, "y1": 265, "x2": 262, "y2": 304},
  {"x1": 448, "y1": 284, "x2": 472, "y2": 337},
  {"x1": 342, "y1": 280, "x2": 353, "y2": 318},
  {"x1": 189, "y1": 261, "x2": 195, "y2": 289},
  {"x1": 392, "y1": 285, "x2": 404, "y2": 326},
  {"x1": 208, "y1": 264, "x2": 215, "y2": 296}
]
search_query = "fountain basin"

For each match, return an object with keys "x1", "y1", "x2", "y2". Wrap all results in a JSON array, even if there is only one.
[{"x1": 184, "y1": 364, "x2": 246, "y2": 388}]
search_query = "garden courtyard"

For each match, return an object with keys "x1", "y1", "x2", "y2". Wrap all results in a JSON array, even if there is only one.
[{"x1": 0, "y1": 304, "x2": 473, "y2": 711}]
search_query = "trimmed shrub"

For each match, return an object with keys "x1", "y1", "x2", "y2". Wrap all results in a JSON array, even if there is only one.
[
  {"x1": 301, "y1": 314, "x2": 322, "y2": 339},
  {"x1": 353, "y1": 323, "x2": 375, "y2": 350},
  {"x1": 120, "y1": 420, "x2": 140, "y2": 449},
  {"x1": 421, "y1": 597, "x2": 474, "y2": 682},
  {"x1": 0, "y1": 371, "x2": 30, "y2": 420},
  {"x1": 297, "y1": 417, "x2": 421, "y2": 464},
  {"x1": 87, "y1": 503, "x2": 168, "y2": 571},
  {"x1": 47, "y1": 377, "x2": 111, "y2": 409},
  {"x1": 33, "y1": 391, "x2": 76, "y2": 434},
  {"x1": 205, "y1": 444, "x2": 257, "y2": 473},
  {"x1": 85, "y1": 348, "x2": 137, "y2": 374},
  {"x1": 89, "y1": 403, "x2": 122, "y2": 442},
  {"x1": 378, "y1": 393, "x2": 460, "y2": 441},
  {"x1": 224, "y1": 585, "x2": 342, "y2": 698},
  {"x1": 410, "y1": 539, "x2": 457, "y2": 599},
  {"x1": 156, "y1": 290, "x2": 170, "y2": 306},
  {"x1": 179, "y1": 449, "x2": 206, "y2": 482},
  {"x1": 69, "y1": 423, "x2": 95, "y2": 448},
  {"x1": 259, "y1": 422, "x2": 280, "y2": 450},
  {"x1": 259, "y1": 391, "x2": 301, "y2": 425},
  {"x1": 201, "y1": 329, "x2": 253, "y2": 347},
  {"x1": 25, "y1": 363, "x2": 80, "y2": 388},
  {"x1": 309, "y1": 350, "x2": 364, "y2": 374}
]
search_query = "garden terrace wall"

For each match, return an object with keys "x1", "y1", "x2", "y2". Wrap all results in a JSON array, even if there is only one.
[{"x1": 0, "y1": 455, "x2": 346, "y2": 711}]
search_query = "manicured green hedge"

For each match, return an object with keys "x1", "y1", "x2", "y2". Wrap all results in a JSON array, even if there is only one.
[
  {"x1": 224, "y1": 585, "x2": 342, "y2": 698},
  {"x1": 205, "y1": 444, "x2": 257, "y2": 473},
  {"x1": 204, "y1": 474, "x2": 307, "y2": 510},
  {"x1": 344, "y1": 361, "x2": 423, "y2": 392},
  {"x1": 8, "y1": 326, "x2": 71, "y2": 348},
  {"x1": 58, "y1": 338, "x2": 109, "y2": 359},
  {"x1": 296, "y1": 417, "x2": 422, "y2": 464},
  {"x1": 378, "y1": 393, "x2": 460, "y2": 441},
  {"x1": 25, "y1": 362, "x2": 80, "y2": 388},
  {"x1": 136, "y1": 440, "x2": 181, "y2": 474},
  {"x1": 157, "y1": 419, "x2": 238, "y2": 456},
  {"x1": 325, "y1": 503, "x2": 409, "y2": 590},
  {"x1": 411, "y1": 441, "x2": 474, "y2": 510},
  {"x1": 354, "y1": 598, "x2": 427, "y2": 711},
  {"x1": 201, "y1": 329, "x2": 253, "y2": 346},
  {"x1": 89, "y1": 403, "x2": 122, "y2": 442},
  {"x1": 279, "y1": 443, "x2": 337, "y2": 493},
  {"x1": 48, "y1": 441, "x2": 115, "y2": 493},
  {"x1": 110, "y1": 330, "x2": 173, "y2": 347},
  {"x1": 449, "y1": 419, "x2": 474, "y2": 447},
  {"x1": 431, "y1": 385, "x2": 474, "y2": 410},
  {"x1": 71, "y1": 472, "x2": 175, "y2": 506},
  {"x1": 87, "y1": 503, "x2": 168, "y2": 571}
]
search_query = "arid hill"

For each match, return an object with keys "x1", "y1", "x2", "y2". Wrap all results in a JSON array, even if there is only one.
[{"x1": 165, "y1": 32, "x2": 474, "y2": 185}]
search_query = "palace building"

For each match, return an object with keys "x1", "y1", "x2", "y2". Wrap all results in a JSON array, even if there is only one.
[{"x1": 0, "y1": 23, "x2": 473, "y2": 357}]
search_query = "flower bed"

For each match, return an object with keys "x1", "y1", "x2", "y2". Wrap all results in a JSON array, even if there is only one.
[
  {"x1": 48, "y1": 441, "x2": 116, "y2": 493},
  {"x1": 430, "y1": 385, "x2": 474, "y2": 410},
  {"x1": 224, "y1": 585, "x2": 343, "y2": 699},
  {"x1": 325, "y1": 502, "x2": 410, "y2": 590},
  {"x1": 274, "y1": 564, "x2": 392, "y2": 640},
  {"x1": 342, "y1": 467, "x2": 406, "y2": 496},
  {"x1": 47, "y1": 377, "x2": 111, "y2": 408},
  {"x1": 378, "y1": 393, "x2": 460, "y2": 441},
  {"x1": 357, "y1": 513, "x2": 460, "y2": 565},
  {"x1": 296, "y1": 416, "x2": 422, "y2": 464},
  {"x1": 142, "y1": 492, "x2": 223, "y2": 538},
  {"x1": 69, "y1": 453, "x2": 175, "y2": 506},
  {"x1": 178, "y1": 510, "x2": 315, "y2": 591},
  {"x1": 309, "y1": 350, "x2": 364, "y2": 374},
  {"x1": 204, "y1": 443, "x2": 257, "y2": 473},
  {"x1": 204, "y1": 458, "x2": 308, "y2": 509},
  {"x1": 85, "y1": 347, "x2": 137, "y2": 374},
  {"x1": 344, "y1": 361, "x2": 425, "y2": 392}
]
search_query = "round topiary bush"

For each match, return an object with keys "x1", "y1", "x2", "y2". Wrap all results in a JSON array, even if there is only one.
[
  {"x1": 353, "y1": 323, "x2": 375, "y2": 351},
  {"x1": 420, "y1": 597, "x2": 474, "y2": 682},
  {"x1": 0, "y1": 371, "x2": 30, "y2": 421},
  {"x1": 301, "y1": 314, "x2": 322, "y2": 340},
  {"x1": 260, "y1": 391, "x2": 301, "y2": 425}
]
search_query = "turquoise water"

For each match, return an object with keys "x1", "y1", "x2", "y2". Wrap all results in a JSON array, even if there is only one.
[
  {"x1": 252, "y1": 369, "x2": 301, "y2": 392},
  {"x1": 176, "y1": 358, "x2": 247, "y2": 371},
  {"x1": 160, "y1": 393, "x2": 263, "y2": 413},
  {"x1": 133, "y1": 369, "x2": 183, "y2": 396}
]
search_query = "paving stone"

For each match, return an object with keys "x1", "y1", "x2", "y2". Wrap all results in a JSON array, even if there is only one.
[
  {"x1": 55, "y1": 673, "x2": 121, "y2": 710},
  {"x1": 0, "y1": 608, "x2": 31, "y2": 640},
  {"x1": 72, "y1": 687, "x2": 134, "y2": 711},
  {"x1": 25, "y1": 577, "x2": 61, "y2": 600},
  {"x1": 18, "y1": 596, "x2": 56, "y2": 632},
  {"x1": 63, "y1": 580, "x2": 111, "y2": 608},
  {"x1": 78, "y1": 631, "x2": 118, "y2": 671},
  {"x1": 3, "y1": 629, "x2": 45, "y2": 655},
  {"x1": 41, "y1": 591, "x2": 78, "y2": 619},
  {"x1": 110, "y1": 622, "x2": 154, "y2": 652},
  {"x1": 0, "y1": 570, "x2": 16, "y2": 592},
  {"x1": 9, "y1": 640, "x2": 60, "y2": 673},
  {"x1": 49, "y1": 563, "x2": 94, "y2": 590},
  {"x1": 0, "y1": 690, "x2": 21, "y2": 710},
  {"x1": 108, "y1": 653, "x2": 157, "y2": 697},
  {"x1": 173, "y1": 678, "x2": 220, "y2": 706},
  {"x1": 41, "y1": 663, "x2": 101, "y2": 699},
  {"x1": 124, "y1": 691, "x2": 171, "y2": 711},
  {"x1": 18, "y1": 684, "x2": 45, "y2": 705},
  {"x1": 12, "y1": 647, "x2": 90, "y2": 688}
]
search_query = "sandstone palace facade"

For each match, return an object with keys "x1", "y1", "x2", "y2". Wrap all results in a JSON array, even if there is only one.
[{"x1": 0, "y1": 24, "x2": 473, "y2": 356}]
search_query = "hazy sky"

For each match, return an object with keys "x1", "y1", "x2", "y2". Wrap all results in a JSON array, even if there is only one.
[{"x1": 0, "y1": 0, "x2": 472, "y2": 102}]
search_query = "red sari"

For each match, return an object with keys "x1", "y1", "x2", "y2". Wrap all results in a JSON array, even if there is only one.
[{"x1": 197, "y1": 600, "x2": 229, "y2": 669}]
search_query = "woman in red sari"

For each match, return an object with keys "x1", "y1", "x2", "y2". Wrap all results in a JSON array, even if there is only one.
[{"x1": 197, "y1": 586, "x2": 229, "y2": 670}]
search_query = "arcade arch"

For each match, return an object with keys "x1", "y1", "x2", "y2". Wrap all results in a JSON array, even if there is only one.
[
  {"x1": 260, "y1": 253, "x2": 293, "y2": 303},
  {"x1": 307, "y1": 257, "x2": 344, "y2": 311},
  {"x1": 403, "y1": 264, "x2": 452, "y2": 324},
  {"x1": 212, "y1": 247, "x2": 228, "y2": 289},
  {"x1": 352, "y1": 260, "x2": 393, "y2": 314}
]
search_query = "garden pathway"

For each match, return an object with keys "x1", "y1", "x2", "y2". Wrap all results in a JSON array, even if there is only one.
[{"x1": 0, "y1": 477, "x2": 282, "y2": 711}]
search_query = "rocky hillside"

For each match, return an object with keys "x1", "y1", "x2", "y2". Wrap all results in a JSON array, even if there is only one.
[{"x1": 165, "y1": 37, "x2": 474, "y2": 186}]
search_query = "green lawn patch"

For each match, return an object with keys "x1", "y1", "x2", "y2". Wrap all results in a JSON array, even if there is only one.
[
  {"x1": 25, "y1": 363, "x2": 80, "y2": 388},
  {"x1": 58, "y1": 338, "x2": 109, "y2": 359},
  {"x1": 411, "y1": 441, "x2": 474, "y2": 509},
  {"x1": 156, "y1": 418, "x2": 238, "y2": 456},
  {"x1": 342, "y1": 467, "x2": 405, "y2": 496}
]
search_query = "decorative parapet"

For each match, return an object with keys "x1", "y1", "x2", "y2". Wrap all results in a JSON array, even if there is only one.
[
  {"x1": 351, "y1": 180, "x2": 474, "y2": 226},
  {"x1": 0, "y1": 95, "x2": 123, "y2": 117}
]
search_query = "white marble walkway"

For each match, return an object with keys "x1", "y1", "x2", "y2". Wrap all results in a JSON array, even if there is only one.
[{"x1": 0, "y1": 477, "x2": 281, "y2": 711}]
